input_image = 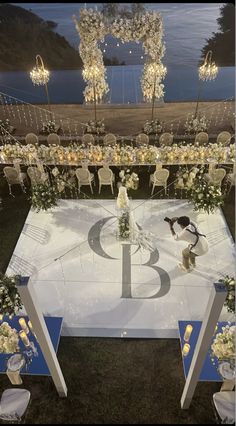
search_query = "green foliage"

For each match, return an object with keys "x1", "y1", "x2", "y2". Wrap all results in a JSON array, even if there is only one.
[
  {"x1": 201, "y1": 3, "x2": 235, "y2": 66},
  {"x1": 0, "y1": 273, "x2": 23, "y2": 317},
  {"x1": 30, "y1": 183, "x2": 59, "y2": 212}
]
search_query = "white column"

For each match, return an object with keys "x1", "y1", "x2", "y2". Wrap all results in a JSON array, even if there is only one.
[
  {"x1": 16, "y1": 276, "x2": 67, "y2": 397},
  {"x1": 181, "y1": 282, "x2": 227, "y2": 409}
]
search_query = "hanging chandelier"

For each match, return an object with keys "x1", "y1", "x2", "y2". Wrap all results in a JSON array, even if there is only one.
[
  {"x1": 30, "y1": 55, "x2": 50, "y2": 86},
  {"x1": 199, "y1": 50, "x2": 218, "y2": 82}
]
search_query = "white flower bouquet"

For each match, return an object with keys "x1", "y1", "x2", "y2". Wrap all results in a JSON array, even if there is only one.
[
  {"x1": 211, "y1": 324, "x2": 235, "y2": 363},
  {"x1": 0, "y1": 274, "x2": 23, "y2": 317},
  {"x1": 0, "y1": 322, "x2": 19, "y2": 354},
  {"x1": 119, "y1": 169, "x2": 139, "y2": 190},
  {"x1": 188, "y1": 170, "x2": 224, "y2": 214},
  {"x1": 184, "y1": 114, "x2": 209, "y2": 134},
  {"x1": 41, "y1": 121, "x2": 57, "y2": 135},
  {"x1": 84, "y1": 119, "x2": 105, "y2": 135},
  {"x1": 30, "y1": 182, "x2": 59, "y2": 212},
  {"x1": 219, "y1": 275, "x2": 235, "y2": 314},
  {"x1": 143, "y1": 119, "x2": 163, "y2": 135}
]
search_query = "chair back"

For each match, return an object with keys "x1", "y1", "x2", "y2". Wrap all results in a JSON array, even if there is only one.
[
  {"x1": 0, "y1": 389, "x2": 31, "y2": 421},
  {"x1": 216, "y1": 131, "x2": 231, "y2": 146},
  {"x1": 195, "y1": 132, "x2": 209, "y2": 145},
  {"x1": 98, "y1": 167, "x2": 113, "y2": 183},
  {"x1": 81, "y1": 134, "x2": 95, "y2": 145},
  {"x1": 27, "y1": 167, "x2": 43, "y2": 185},
  {"x1": 213, "y1": 391, "x2": 235, "y2": 424},
  {"x1": 47, "y1": 133, "x2": 61, "y2": 146},
  {"x1": 3, "y1": 167, "x2": 21, "y2": 184},
  {"x1": 76, "y1": 168, "x2": 91, "y2": 183},
  {"x1": 136, "y1": 133, "x2": 149, "y2": 146},
  {"x1": 159, "y1": 133, "x2": 173, "y2": 146},
  {"x1": 209, "y1": 168, "x2": 226, "y2": 185},
  {"x1": 153, "y1": 168, "x2": 169, "y2": 184},
  {"x1": 103, "y1": 133, "x2": 117, "y2": 146},
  {"x1": 25, "y1": 133, "x2": 38, "y2": 145}
]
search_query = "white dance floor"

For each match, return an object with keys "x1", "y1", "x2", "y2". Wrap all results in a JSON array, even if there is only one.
[{"x1": 7, "y1": 199, "x2": 235, "y2": 338}]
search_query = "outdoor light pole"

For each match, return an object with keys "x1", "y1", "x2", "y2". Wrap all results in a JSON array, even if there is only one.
[
  {"x1": 93, "y1": 76, "x2": 97, "y2": 122},
  {"x1": 30, "y1": 54, "x2": 52, "y2": 113},
  {"x1": 194, "y1": 50, "x2": 218, "y2": 118},
  {"x1": 151, "y1": 72, "x2": 157, "y2": 122}
]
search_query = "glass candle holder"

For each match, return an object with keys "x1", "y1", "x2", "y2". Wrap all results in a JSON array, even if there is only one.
[
  {"x1": 184, "y1": 324, "x2": 193, "y2": 342},
  {"x1": 182, "y1": 343, "x2": 190, "y2": 357}
]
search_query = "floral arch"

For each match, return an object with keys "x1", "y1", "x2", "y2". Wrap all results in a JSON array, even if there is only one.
[{"x1": 73, "y1": 8, "x2": 167, "y2": 103}]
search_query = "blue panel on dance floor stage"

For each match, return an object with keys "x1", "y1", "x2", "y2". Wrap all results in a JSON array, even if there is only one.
[
  {"x1": 0, "y1": 316, "x2": 63, "y2": 376},
  {"x1": 178, "y1": 320, "x2": 235, "y2": 382}
]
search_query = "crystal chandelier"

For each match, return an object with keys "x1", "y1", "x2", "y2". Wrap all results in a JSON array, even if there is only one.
[
  {"x1": 199, "y1": 50, "x2": 218, "y2": 82},
  {"x1": 30, "y1": 55, "x2": 50, "y2": 86}
]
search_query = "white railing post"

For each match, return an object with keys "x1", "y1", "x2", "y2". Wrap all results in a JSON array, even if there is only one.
[
  {"x1": 16, "y1": 276, "x2": 67, "y2": 397},
  {"x1": 181, "y1": 282, "x2": 227, "y2": 409}
]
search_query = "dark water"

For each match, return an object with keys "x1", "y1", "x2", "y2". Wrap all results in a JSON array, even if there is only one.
[
  {"x1": 0, "y1": 65, "x2": 234, "y2": 104},
  {"x1": 5, "y1": 3, "x2": 234, "y2": 104}
]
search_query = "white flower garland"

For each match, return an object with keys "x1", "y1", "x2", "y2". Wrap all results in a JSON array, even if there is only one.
[{"x1": 73, "y1": 8, "x2": 166, "y2": 103}]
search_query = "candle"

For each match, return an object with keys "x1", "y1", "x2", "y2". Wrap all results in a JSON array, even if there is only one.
[
  {"x1": 0, "y1": 314, "x2": 3, "y2": 321},
  {"x1": 19, "y1": 318, "x2": 29, "y2": 334},
  {"x1": 184, "y1": 324, "x2": 193, "y2": 342},
  {"x1": 28, "y1": 321, "x2": 37, "y2": 339},
  {"x1": 182, "y1": 343, "x2": 190, "y2": 357},
  {"x1": 19, "y1": 330, "x2": 30, "y2": 347}
]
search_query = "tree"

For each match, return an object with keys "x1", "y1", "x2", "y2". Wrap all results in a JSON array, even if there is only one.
[{"x1": 201, "y1": 3, "x2": 235, "y2": 66}]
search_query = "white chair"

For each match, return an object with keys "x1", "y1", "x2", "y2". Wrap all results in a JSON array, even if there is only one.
[
  {"x1": 27, "y1": 166, "x2": 48, "y2": 186},
  {"x1": 3, "y1": 166, "x2": 27, "y2": 196},
  {"x1": 103, "y1": 133, "x2": 117, "y2": 146},
  {"x1": 195, "y1": 132, "x2": 209, "y2": 146},
  {"x1": 204, "y1": 168, "x2": 226, "y2": 186},
  {"x1": 81, "y1": 134, "x2": 95, "y2": 146},
  {"x1": 47, "y1": 133, "x2": 61, "y2": 146},
  {"x1": 213, "y1": 391, "x2": 235, "y2": 424},
  {"x1": 226, "y1": 164, "x2": 235, "y2": 190},
  {"x1": 75, "y1": 167, "x2": 95, "y2": 194},
  {"x1": 0, "y1": 388, "x2": 31, "y2": 422},
  {"x1": 217, "y1": 131, "x2": 232, "y2": 146},
  {"x1": 159, "y1": 132, "x2": 173, "y2": 146},
  {"x1": 98, "y1": 165, "x2": 115, "y2": 194},
  {"x1": 135, "y1": 133, "x2": 149, "y2": 146},
  {"x1": 149, "y1": 168, "x2": 169, "y2": 195},
  {"x1": 25, "y1": 133, "x2": 38, "y2": 145}
]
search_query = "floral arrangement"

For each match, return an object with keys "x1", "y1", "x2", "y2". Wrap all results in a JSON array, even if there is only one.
[
  {"x1": 0, "y1": 118, "x2": 10, "y2": 136},
  {"x1": 51, "y1": 167, "x2": 76, "y2": 193},
  {"x1": 219, "y1": 275, "x2": 235, "y2": 314},
  {"x1": 143, "y1": 119, "x2": 163, "y2": 135},
  {"x1": 119, "y1": 169, "x2": 139, "y2": 190},
  {"x1": 0, "y1": 143, "x2": 233, "y2": 166},
  {"x1": 175, "y1": 166, "x2": 199, "y2": 190},
  {"x1": 30, "y1": 182, "x2": 59, "y2": 212},
  {"x1": 184, "y1": 114, "x2": 209, "y2": 134},
  {"x1": 0, "y1": 274, "x2": 23, "y2": 317},
  {"x1": 73, "y1": 8, "x2": 166, "y2": 103},
  {"x1": 211, "y1": 324, "x2": 235, "y2": 363},
  {"x1": 0, "y1": 322, "x2": 19, "y2": 354},
  {"x1": 84, "y1": 119, "x2": 105, "y2": 135},
  {"x1": 188, "y1": 170, "x2": 224, "y2": 214},
  {"x1": 117, "y1": 211, "x2": 130, "y2": 240},
  {"x1": 41, "y1": 121, "x2": 57, "y2": 135}
]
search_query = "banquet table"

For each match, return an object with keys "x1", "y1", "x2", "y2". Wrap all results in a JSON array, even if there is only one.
[{"x1": 0, "y1": 315, "x2": 63, "y2": 377}]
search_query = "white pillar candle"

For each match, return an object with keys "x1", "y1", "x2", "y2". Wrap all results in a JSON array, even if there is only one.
[
  {"x1": 19, "y1": 317, "x2": 29, "y2": 334},
  {"x1": 182, "y1": 343, "x2": 190, "y2": 357},
  {"x1": 19, "y1": 330, "x2": 30, "y2": 347},
  {"x1": 184, "y1": 324, "x2": 193, "y2": 342}
]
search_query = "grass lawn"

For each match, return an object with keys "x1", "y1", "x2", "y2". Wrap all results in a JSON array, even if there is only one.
[{"x1": 0, "y1": 169, "x2": 234, "y2": 424}]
